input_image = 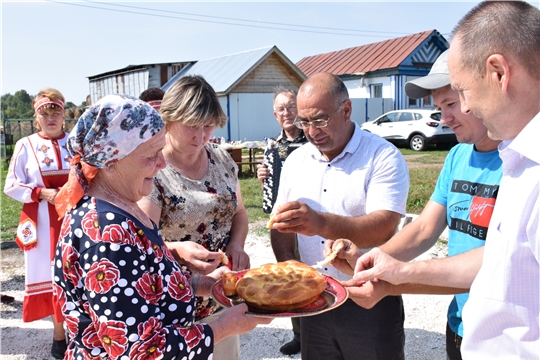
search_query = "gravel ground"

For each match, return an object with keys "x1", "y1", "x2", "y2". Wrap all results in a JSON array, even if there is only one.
[{"x1": 0, "y1": 218, "x2": 450, "y2": 359}]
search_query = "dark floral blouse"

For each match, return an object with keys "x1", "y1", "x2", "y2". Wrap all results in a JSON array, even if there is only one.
[
  {"x1": 147, "y1": 143, "x2": 239, "y2": 320},
  {"x1": 53, "y1": 196, "x2": 214, "y2": 359}
]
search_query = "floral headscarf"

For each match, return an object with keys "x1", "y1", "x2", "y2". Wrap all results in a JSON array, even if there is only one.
[{"x1": 55, "y1": 94, "x2": 165, "y2": 218}]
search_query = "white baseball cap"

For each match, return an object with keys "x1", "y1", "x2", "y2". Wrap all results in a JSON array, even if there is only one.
[{"x1": 405, "y1": 50, "x2": 450, "y2": 99}]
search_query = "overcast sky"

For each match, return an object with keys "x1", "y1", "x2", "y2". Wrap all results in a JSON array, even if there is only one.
[{"x1": 2, "y1": 1, "x2": 538, "y2": 104}]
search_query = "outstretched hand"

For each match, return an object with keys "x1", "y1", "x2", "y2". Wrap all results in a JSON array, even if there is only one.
[
  {"x1": 321, "y1": 239, "x2": 363, "y2": 276},
  {"x1": 341, "y1": 248, "x2": 408, "y2": 287}
]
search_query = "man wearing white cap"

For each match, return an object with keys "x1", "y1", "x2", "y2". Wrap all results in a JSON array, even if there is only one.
[{"x1": 338, "y1": 49, "x2": 502, "y2": 360}]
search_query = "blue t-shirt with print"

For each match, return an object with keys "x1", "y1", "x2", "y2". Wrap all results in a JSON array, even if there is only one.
[{"x1": 431, "y1": 143, "x2": 502, "y2": 337}]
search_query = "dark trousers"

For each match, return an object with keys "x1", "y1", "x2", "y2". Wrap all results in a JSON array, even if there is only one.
[
  {"x1": 300, "y1": 296, "x2": 405, "y2": 360},
  {"x1": 446, "y1": 323, "x2": 463, "y2": 360},
  {"x1": 292, "y1": 317, "x2": 301, "y2": 341}
]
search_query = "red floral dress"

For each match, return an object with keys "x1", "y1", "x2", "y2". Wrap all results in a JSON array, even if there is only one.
[{"x1": 53, "y1": 196, "x2": 214, "y2": 359}]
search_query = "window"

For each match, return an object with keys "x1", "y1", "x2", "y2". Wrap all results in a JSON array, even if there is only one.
[
  {"x1": 423, "y1": 95, "x2": 432, "y2": 107},
  {"x1": 379, "y1": 112, "x2": 399, "y2": 123},
  {"x1": 399, "y1": 112, "x2": 414, "y2": 121},
  {"x1": 371, "y1": 84, "x2": 383, "y2": 98}
]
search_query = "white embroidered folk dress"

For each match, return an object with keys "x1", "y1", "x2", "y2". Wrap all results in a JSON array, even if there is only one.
[{"x1": 4, "y1": 132, "x2": 71, "y2": 321}]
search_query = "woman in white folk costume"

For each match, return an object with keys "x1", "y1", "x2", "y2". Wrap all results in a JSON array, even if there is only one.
[{"x1": 4, "y1": 88, "x2": 70, "y2": 359}]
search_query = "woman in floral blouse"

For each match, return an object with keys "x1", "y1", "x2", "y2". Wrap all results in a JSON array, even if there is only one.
[
  {"x1": 138, "y1": 75, "x2": 250, "y2": 360},
  {"x1": 53, "y1": 94, "x2": 270, "y2": 360}
]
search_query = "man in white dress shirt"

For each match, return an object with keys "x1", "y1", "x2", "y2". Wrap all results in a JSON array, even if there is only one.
[
  {"x1": 347, "y1": 2, "x2": 540, "y2": 359},
  {"x1": 270, "y1": 72, "x2": 409, "y2": 360}
]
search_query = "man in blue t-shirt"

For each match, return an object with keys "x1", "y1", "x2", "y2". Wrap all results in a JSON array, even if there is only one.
[{"x1": 341, "y1": 50, "x2": 502, "y2": 360}]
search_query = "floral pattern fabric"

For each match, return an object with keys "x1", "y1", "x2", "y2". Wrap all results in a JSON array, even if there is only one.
[
  {"x1": 147, "y1": 143, "x2": 238, "y2": 320},
  {"x1": 53, "y1": 196, "x2": 214, "y2": 359},
  {"x1": 67, "y1": 94, "x2": 164, "y2": 169}
]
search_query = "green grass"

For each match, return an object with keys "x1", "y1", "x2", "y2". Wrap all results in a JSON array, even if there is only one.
[
  {"x1": 406, "y1": 167, "x2": 442, "y2": 214},
  {"x1": 238, "y1": 175, "x2": 267, "y2": 222},
  {"x1": 401, "y1": 148, "x2": 450, "y2": 164},
  {"x1": 1, "y1": 163, "x2": 22, "y2": 241}
]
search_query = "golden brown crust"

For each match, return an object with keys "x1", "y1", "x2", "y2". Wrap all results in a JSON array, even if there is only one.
[
  {"x1": 266, "y1": 212, "x2": 276, "y2": 229},
  {"x1": 236, "y1": 260, "x2": 327, "y2": 311},
  {"x1": 218, "y1": 249, "x2": 228, "y2": 265},
  {"x1": 315, "y1": 241, "x2": 345, "y2": 268}
]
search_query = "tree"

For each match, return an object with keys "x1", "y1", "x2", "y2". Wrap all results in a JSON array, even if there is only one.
[{"x1": 1, "y1": 90, "x2": 34, "y2": 119}]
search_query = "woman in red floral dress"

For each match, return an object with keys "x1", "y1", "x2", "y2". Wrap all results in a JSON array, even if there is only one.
[{"x1": 53, "y1": 94, "x2": 270, "y2": 360}]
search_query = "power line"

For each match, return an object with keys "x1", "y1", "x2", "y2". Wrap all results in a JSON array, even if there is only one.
[
  {"x1": 83, "y1": 0, "x2": 410, "y2": 36},
  {"x1": 46, "y1": 0, "x2": 409, "y2": 39}
]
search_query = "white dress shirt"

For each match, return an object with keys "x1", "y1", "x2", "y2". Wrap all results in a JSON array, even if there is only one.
[
  {"x1": 275, "y1": 122, "x2": 409, "y2": 281},
  {"x1": 462, "y1": 111, "x2": 540, "y2": 359}
]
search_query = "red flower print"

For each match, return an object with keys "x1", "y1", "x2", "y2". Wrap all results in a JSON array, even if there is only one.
[
  {"x1": 39, "y1": 144, "x2": 49, "y2": 153},
  {"x1": 81, "y1": 323, "x2": 101, "y2": 349},
  {"x1": 163, "y1": 247, "x2": 176, "y2": 263},
  {"x1": 97, "y1": 321, "x2": 128, "y2": 359},
  {"x1": 134, "y1": 229, "x2": 151, "y2": 251},
  {"x1": 60, "y1": 214, "x2": 72, "y2": 239},
  {"x1": 177, "y1": 324, "x2": 205, "y2": 350},
  {"x1": 167, "y1": 270, "x2": 193, "y2": 302},
  {"x1": 65, "y1": 314, "x2": 79, "y2": 340},
  {"x1": 65, "y1": 347, "x2": 75, "y2": 360},
  {"x1": 101, "y1": 223, "x2": 129, "y2": 244},
  {"x1": 206, "y1": 186, "x2": 217, "y2": 194},
  {"x1": 150, "y1": 243, "x2": 163, "y2": 261},
  {"x1": 129, "y1": 331, "x2": 166, "y2": 360},
  {"x1": 79, "y1": 347, "x2": 101, "y2": 360},
  {"x1": 196, "y1": 223, "x2": 206, "y2": 234},
  {"x1": 85, "y1": 259, "x2": 120, "y2": 294},
  {"x1": 83, "y1": 301, "x2": 99, "y2": 323},
  {"x1": 81, "y1": 209, "x2": 100, "y2": 240},
  {"x1": 62, "y1": 243, "x2": 83, "y2": 286},
  {"x1": 135, "y1": 272, "x2": 164, "y2": 304},
  {"x1": 126, "y1": 219, "x2": 150, "y2": 250},
  {"x1": 137, "y1": 317, "x2": 163, "y2": 341},
  {"x1": 52, "y1": 282, "x2": 67, "y2": 312}
]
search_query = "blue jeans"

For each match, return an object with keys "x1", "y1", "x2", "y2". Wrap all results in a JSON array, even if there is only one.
[{"x1": 300, "y1": 297, "x2": 405, "y2": 360}]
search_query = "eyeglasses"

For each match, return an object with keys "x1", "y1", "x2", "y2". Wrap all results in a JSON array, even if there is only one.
[
  {"x1": 293, "y1": 100, "x2": 346, "y2": 129},
  {"x1": 274, "y1": 105, "x2": 297, "y2": 115}
]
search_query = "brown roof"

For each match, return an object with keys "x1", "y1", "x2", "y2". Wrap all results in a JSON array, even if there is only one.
[{"x1": 297, "y1": 30, "x2": 436, "y2": 77}]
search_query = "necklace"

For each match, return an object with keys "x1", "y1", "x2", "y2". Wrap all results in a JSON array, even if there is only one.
[
  {"x1": 94, "y1": 182, "x2": 153, "y2": 229},
  {"x1": 169, "y1": 148, "x2": 205, "y2": 180}
]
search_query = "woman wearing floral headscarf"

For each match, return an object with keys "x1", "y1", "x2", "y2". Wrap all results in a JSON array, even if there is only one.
[
  {"x1": 4, "y1": 87, "x2": 70, "y2": 359},
  {"x1": 53, "y1": 94, "x2": 271, "y2": 359}
]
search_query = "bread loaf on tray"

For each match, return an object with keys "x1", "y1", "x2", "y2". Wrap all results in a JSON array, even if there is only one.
[{"x1": 236, "y1": 260, "x2": 327, "y2": 311}]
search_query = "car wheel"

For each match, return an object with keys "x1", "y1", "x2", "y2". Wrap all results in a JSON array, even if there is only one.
[{"x1": 410, "y1": 135, "x2": 426, "y2": 151}]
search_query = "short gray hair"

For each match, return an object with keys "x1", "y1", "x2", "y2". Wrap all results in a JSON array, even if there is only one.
[
  {"x1": 452, "y1": 1, "x2": 540, "y2": 79},
  {"x1": 272, "y1": 86, "x2": 297, "y2": 103}
]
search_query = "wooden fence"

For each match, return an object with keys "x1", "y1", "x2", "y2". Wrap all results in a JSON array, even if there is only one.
[{"x1": 1, "y1": 118, "x2": 78, "y2": 162}]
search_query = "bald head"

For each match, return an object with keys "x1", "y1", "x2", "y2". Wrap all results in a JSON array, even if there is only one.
[{"x1": 299, "y1": 73, "x2": 349, "y2": 109}]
